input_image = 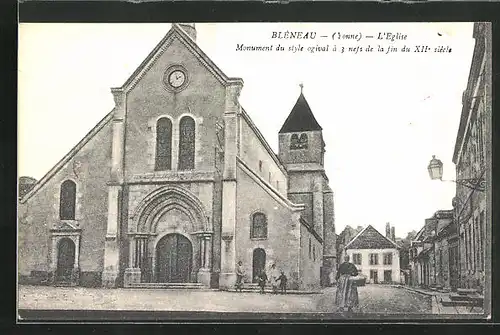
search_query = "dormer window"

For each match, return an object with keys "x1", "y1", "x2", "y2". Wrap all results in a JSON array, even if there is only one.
[{"x1": 290, "y1": 133, "x2": 308, "y2": 150}]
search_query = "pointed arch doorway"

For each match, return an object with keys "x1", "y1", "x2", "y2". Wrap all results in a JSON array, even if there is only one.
[
  {"x1": 252, "y1": 248, "x2": 266, "y2": 283},
  {"x1": 156, "y1": 234, "x2": 193, "y2": 283}
]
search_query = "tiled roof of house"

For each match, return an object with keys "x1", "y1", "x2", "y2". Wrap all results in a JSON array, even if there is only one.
[
  {"x1": 279, "y1": 93, "x2": 322, "y2": 133},
  {"x1": 345, "y1": 225, "x2": 399, "y2": 250}
]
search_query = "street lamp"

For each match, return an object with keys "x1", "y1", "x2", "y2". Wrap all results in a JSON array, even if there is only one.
[
  {"x1": 427, "y1": 155, "x2": 486, "y2": 192},
  {"x1": 427, "y1": 155, "x2": 443, "y2": 181}
]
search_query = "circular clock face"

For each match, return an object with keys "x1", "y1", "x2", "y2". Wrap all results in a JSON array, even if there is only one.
[{"x1": 168, "y1": 70, "x2": 186, "y2": 88}]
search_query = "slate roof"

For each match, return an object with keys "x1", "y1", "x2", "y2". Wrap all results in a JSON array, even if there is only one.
[
  {"x1": 279, "y1": 93, "x2": 322, "y2": 133},
  {"x1": 345, "y1": 225, "x2": 399, "y2": 250}
]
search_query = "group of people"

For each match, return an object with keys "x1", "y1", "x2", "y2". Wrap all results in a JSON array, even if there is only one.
[
  {"x1": 234, "y1": 255, "x2": 361, "y2": 314},
  {"x1": 235, "y1": 261, "x2": 288, "y2": 294}
]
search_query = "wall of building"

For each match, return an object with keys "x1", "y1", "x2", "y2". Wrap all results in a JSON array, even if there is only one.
[
  {"x1": 18, "y1": 117, "x2": 113, "y2": 286},
  {"x1": 287, "y1": 171, "x2": 325, "y2": 229},
  {"x1": 434, "y1": 238, "x2": 451, "y2": 288},
  {"x1": 238, "y1": 114, "x2": 287, "y2": 196},
  {"x1": 287, "y1": 192, "x2": 313, "y2": 224},
  {"x1": 299, "y1": 224, "x2": 322, "y2": 290},
  {"x1": 346, "y1": 248, "x2": 400, "y2": 284},
  {"x1": 427, "y1": 251, "x2": 436, "y2": 287},
  {"x1": 453, "y1": 23, "x2": 489, "y2": 292},
  {"x1": 124, "y1": 36, "x2": 226, "y2": 178},
  {"x1": 234, "y1": 162, "x2": 302, "y2": 289},
  {"x1": 322, "y1": 190, "x2": 336, "y2": 284}
]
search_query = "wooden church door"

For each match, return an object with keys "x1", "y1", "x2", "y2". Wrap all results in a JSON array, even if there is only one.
[{"x1": 156, "y1": 234, "x2": 192, "y2": 283}]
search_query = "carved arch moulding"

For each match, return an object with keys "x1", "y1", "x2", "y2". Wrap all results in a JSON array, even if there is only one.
[{"x1": 130, "y1": 186, "x2": 211, "y2": 234}]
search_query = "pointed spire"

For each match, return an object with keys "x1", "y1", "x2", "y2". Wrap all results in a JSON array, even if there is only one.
[{"x1": 279, "y1": 88, "x2": 322, "y2": 134}]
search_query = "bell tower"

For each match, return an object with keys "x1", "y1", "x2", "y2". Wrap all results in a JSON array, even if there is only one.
[
  {"x1": 278, "y1": 84, "x2": 325, "y2": 168},
  {"x1": 278, "y1": 84, "x2": 336, "y2": 287}
]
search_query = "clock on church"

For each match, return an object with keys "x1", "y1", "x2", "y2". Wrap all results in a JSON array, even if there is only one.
[{"x1": 163, "y1": 65, "x2": 188, "y2": 91}]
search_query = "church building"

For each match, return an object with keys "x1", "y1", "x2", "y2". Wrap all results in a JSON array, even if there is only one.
[{"x1": 18, "y1": 24, "x2": 337, "y2": 290}]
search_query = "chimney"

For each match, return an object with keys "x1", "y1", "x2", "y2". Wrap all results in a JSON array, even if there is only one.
[
  {"x1": 178, "y1": 23, "x2": 197, "y2": 42},
  {"x1": 385, "y1": 222, "x2": 391, "y2": 238},
  {"x1": 391, "y1": 227, "x2": 396, "y2": 241}
]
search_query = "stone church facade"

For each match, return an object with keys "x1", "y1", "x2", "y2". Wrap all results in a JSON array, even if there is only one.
[{"x1": 18, "y1": 24, "x2": 337, "y2": 290}]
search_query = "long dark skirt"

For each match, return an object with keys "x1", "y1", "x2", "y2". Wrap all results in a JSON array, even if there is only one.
[{"x1": 335, "y1": 274, "x2": 359, "y2": 309}]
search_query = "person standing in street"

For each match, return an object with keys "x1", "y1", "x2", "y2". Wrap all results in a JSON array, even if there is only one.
[
  {"x1": 257, "y1": 269, "x2": 268, "y2": 294},
  {"x1": 235, "y1": 261, "x2": 244, "y2": 292},
  {"x1": 335, "y1": 255, "x2": 360, "y2": 313},
  {"x1": 277, "y1": 271, "x2": 288, "y2": 294},
  {"x1": 269, "y1": 263, "x2": 280, "y2": 294}
]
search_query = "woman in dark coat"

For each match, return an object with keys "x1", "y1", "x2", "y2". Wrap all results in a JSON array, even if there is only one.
[{"x1": 335, "y1": 255, "x2": 360, "y2": 313}]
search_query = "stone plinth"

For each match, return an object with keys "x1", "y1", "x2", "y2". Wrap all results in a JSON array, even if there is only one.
[
  {"x1": 102, "y1": 268, "x2": 119, "y2": 288},
  {"x1": 124, "y1": 268, "x2": 142, "y2": 287},
  {"x1": 218, "y1": 272, "x2": 236, "y2": 290},
  {"x1": 197, "y1": 269, "x2": 211, "y2": 287}
]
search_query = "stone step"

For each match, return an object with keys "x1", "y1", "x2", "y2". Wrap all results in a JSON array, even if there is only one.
[
  {"x1": 229, "y1": 289, "x2": 284, "y2": 293},
  {"x1": 228, "y1": 288, "x2": 321, "y2": 295},
  {"x1": 127, "y1": 283, "x2": 208, "y2": 289},
  {"x1": 231, "y1": 283, "x2": 321, "y2": 295},
  {"x1": 441, "y1": 296, "x2": 482, "y2": 307},
  {"x1": 54, "y1": 282, "x2": 76, "y2": 287},
  {"x1": 449, "y1": 294, "x2": 483, "y2": 302},
  {"x1": 456, "y1": 288, "x2": 478, "y2": 295}
]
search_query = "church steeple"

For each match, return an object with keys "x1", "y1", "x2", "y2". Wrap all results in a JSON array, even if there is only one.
[
  {"x1": 178, "y1": 23, "x2": 197, "y2": 42},
  {"x1": 279, "y1": 85, "x2": 322, "y2": 134},
  {"x1": 278, "y1": 85, "x2": 325, "y2": 167}
]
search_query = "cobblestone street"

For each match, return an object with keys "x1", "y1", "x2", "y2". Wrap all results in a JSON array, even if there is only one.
[
  {"x1": 18, "y1": 284, "x2": 432, "y2": 315},
  {"x1": 316, "y1": 286, "x2": 432, "y2": 314}
]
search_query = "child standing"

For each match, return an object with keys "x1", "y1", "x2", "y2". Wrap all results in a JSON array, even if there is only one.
[
  {"x1": 277, "y1": 271, "x2": 288, "y2": 294},
  {"x1": 257, "y1": 270, "x2": 268, "y2": 294},
  {"x1": 235, "y1": 261, "x2": 244, "y2": 292},
  {"x1": 269, "y1": 264, "x2": 280, "y2": 294}
]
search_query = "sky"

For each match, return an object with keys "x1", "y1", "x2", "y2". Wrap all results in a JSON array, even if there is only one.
[{"x1": 18, "y1": 22, "x2": 476, "y2": 237}]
